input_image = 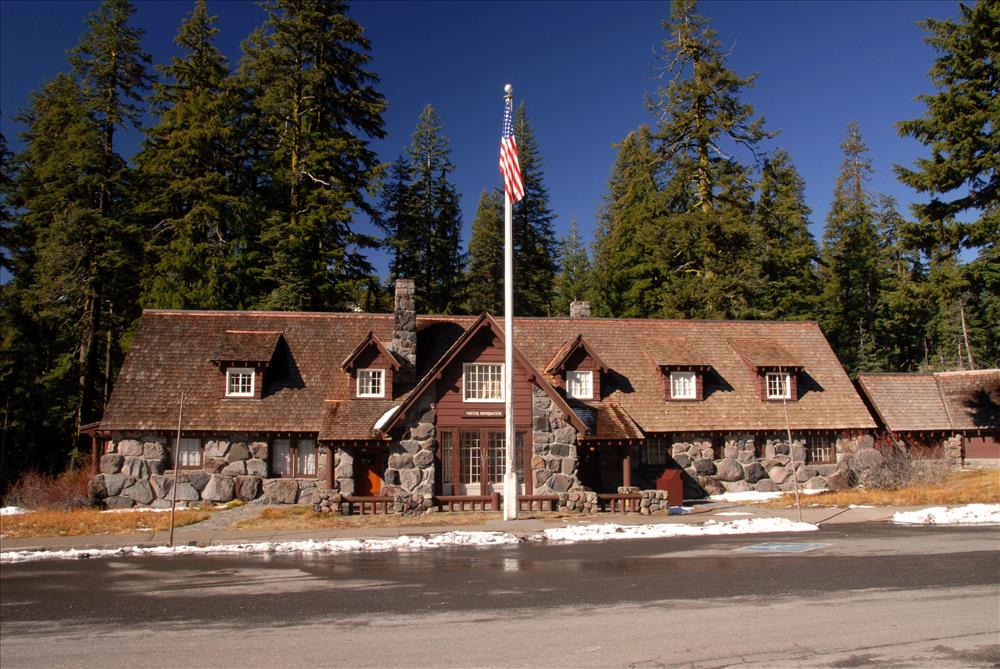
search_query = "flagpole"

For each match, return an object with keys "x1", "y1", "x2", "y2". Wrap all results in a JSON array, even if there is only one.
[{"x1": 502, "y1": 83, "x2": 518, "y2": 521}]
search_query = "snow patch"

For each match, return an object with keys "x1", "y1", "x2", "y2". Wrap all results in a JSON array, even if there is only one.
[
  {"x1": 716, "y1": 512, "x2": 753, "y2": 516},
  {"x1": 0, "y1": 518, "x2": 816, "y2": 563},
  {"x1": 891, "y1": 504, "x2": 1000, "y2": 525},
  {"x1": 1, "y1": 506, "x2": 32, "y2": 516},
  {"x1": 709, "y1": 491, "x2": 783, "y2": 502},
  {"x1": 374, "y1": 405, "x2": 401, "y2": 431}
]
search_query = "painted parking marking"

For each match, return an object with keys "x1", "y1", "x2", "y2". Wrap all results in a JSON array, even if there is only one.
[{"x1": 737, "y1": 542, "x2": 828, "y2": 554}]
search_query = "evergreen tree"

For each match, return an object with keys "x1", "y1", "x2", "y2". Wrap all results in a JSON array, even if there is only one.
[
  {"x1": 590, "y1": 125, "x2": 663, "y2": 317},
  {"x1": 380, "y1": 155, "x2": 418, "y2": 283},
  {"x1": 818, "y1": 123, "x2": 883, "y2": 375},
  {"x1": 136, "y1": 0, "x2": 258, "y2": 309},
  {"x1": 641, "y1": 0, "x2": 770, "y2": 319},
  {"x1": 963, "y1": 244, "x2": 1000, "y2": 368},
  {"x1": 895, "y1": 0, "x2": 999, "y2": 252},
  {"x1": 754, "y1": 150, "x2": 819, "y2": 320},
  {"x1": 465, "y1": 189, "x2": 504, "y2": 314},
  {"x1": 405, "y1": 105, "x2": 463, "y2": 313},
  {"x1": 551, "y1": 217, "x2": 591, "y2": 317},
  {"x1": 511, "y1": 103, "x2": 557, "y2": 316},
  {"x1": 240, "y1": 0, "x2": 386, "y2": 311}
]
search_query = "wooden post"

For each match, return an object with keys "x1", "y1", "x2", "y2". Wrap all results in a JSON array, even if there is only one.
[
  {"x1": 168, "y1": 392, "x2": 184, "y2": 548},
  {"x1": 90, "y1": 434, "x2": 99, "y2": 477},
  {"x1": 325, "y1": 447, "x2": 335, "y2": 490},
  {"x1": 622, "y1": 448, "x2": 632, "y2": 488}
]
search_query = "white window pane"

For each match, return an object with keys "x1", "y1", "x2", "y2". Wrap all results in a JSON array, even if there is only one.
[
  {"x1": 226, "y1": 368, "x2": 254, "y2": 397},
  {"x1": 463, "y1": 364, "x2": 504, "y2": 401},
  {"x1": 460, "y1": 432, "x2": 480, "y2": 483},
  {"x1": 272, "y1": 439, "x2": 291, "y2": 476},
  {"x1": 297, "y1": 440, "x2": 316, "y2": 476},
  {"x1": 670, "y1": 371, "x2": 696, "y2": 399},
  {"x1": 766, "y1": 373, "x2": 790, "y2": 399},
  {"x1": 567, "y1": 371, "x2": 593, "y2": 399}
]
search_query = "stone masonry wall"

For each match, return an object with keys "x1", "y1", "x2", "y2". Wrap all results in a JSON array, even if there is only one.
[
  {"x1": 384, "y1": 394, "x2": 435, "y2": 509},
  {"x1": 673, "y1": 433, "x2": 875, "y2": 498},
  {"x1": 90, "y1": 434, "x2": 327, "y2": 508},
  {"x1": 531, "y1": 383, "x2": 581, "y2": 495}
]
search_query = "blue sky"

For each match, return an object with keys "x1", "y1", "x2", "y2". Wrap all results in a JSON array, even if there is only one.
[{"x1": 0, "y1": 0, "x2": 960, "y2": 278}]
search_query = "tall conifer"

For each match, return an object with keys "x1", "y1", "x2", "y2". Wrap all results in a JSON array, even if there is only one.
[
  {"x1": 241, "y1": 0, "x2": 385, "y2": 311},
  {"x1": 465, "y1": 189, "x2": 504, "y2": 315},
  {"x1": 551, "y1": 217, "x2": 591, "y2": 317}
]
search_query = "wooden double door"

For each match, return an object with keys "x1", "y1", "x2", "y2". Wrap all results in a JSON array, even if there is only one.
[{"x1": 437, "y1": 427, "x2": 528, "y2": 495}]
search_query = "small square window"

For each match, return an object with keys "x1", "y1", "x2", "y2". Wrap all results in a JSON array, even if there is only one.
[
  {"x1": 173, "y1": 437, "x2": 202, "y2": 468},
  {"x1": 226, "y1": 367, "x2": 254, "y2": 397},
  {"x1": 566, "y1": 371, "x2": 593, "y2": 399},
  {"x1": 463, "y1": 363, "x2": 504, "y2": 402},
  {"x1": 766, "y1": 372, "x2": 791, "y2": 399},
  {"x1": 670, "y1": 371, "x2": 696, "y2": 399},
  {"x1": 357, "y1": 369, "x2": 385, "y2": 397}
]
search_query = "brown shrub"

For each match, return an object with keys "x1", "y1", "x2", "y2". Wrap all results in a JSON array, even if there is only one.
[{"x1": 3, "y1": 465, "x2": 93, "y2": 511}]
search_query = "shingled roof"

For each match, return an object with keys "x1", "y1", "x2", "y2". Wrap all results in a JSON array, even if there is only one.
[
  {"x1": 102, "y1": 310, "x2": 875, "y2": 440},
  {"x1": 858, "y1": 369, "x2": 1000, "y2": 433}
]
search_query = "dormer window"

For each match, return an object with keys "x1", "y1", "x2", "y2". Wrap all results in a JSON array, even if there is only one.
[
  {"x1": 670, "y1": 371, "x2": 697, "y2": 399},
  {"x1": 226, "y1": 367, "x2": 255, "y2": 397},
  {"x1": 357, "y1": 368, "x2": 385, "y2": 398},
  {"x1": 566, "y1": 371, "x2": 593, "y2": 399},
  {"x1": 766, "y1": 372, "x2": 791, "y2": 400}
]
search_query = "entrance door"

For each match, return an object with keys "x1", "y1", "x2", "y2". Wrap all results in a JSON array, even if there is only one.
[
  {"x1": 355, "y1": 451, "x2": 386, "y2": 496},
  {"x1": 441, "y1": 428, "x2": 525, "y2": 495}
]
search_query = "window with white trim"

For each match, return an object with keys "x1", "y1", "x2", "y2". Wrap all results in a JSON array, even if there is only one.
[
  {"x1": 566, "y1": 370, "x2": 593, "y2": 399},
  {"x1": 173, "y1": 437, "x2": 202, "y2": 468},
  {"x1": 766, "y1": 372, "x2": 791, "y2": 399},
  {"x1": 226, "y1": 367, "x2": 254, "y2": 397},
  {"x1": 357, "y1": 368, "x2": 385, "y2": 397},
  {"x1": 463, "y1": 363, "x2": 504, "y2": 402},
  {"x1": 271, "y1": 438, "x2": 317, "y2": 478},
  {"x1": 670, "y1": 371, "x2": 697, "y2": 399}
]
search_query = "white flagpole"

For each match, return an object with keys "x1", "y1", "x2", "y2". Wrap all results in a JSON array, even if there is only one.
[{"x1": 502, "y1": 84, "x2": 518, "y2": 521}]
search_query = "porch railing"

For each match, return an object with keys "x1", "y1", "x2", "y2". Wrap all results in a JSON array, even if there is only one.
[
  {"x1": 337, "y1": 493, "x2": 646, "y2": 515},
  {"x1": 597, "y1": 493, "x2": 642, "y2": 513}
]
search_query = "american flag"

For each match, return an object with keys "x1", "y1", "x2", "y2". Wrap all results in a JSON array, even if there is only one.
[{"x1": 499, "y1": 95, "x2": 524, "y2": 203}]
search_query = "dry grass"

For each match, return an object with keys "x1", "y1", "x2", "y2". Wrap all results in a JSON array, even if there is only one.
[
  {"x1": 761, "y1": 468, "x2": 1000, "y2": 509},
  {"x1": 0, "y1": 508, "x2": 210, "y2": 539},
  {"x1": 231, "y1": 507, "x2": 560, "y2": 531},
  {"x1": 3, "y1": 467, "x2": 92, "y2": 510}
]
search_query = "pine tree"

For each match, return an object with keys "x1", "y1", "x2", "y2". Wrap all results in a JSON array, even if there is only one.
[
  {"x1": 551, "y1": 217, "x2": 591, "y2": 317},
  {"x1": 136, "y1": 0, "x2": 258, "y2": 309},
  {"x1": 511, "y1": 103, "x2": 557, "y2": 316},
  {"x1": 380, "y1": 155, "x2": 418, "y2": 283},
  {"x1": 241, "y1": 0, "x2": 386, "y2": 311},
  {"x1": 590, "y1": 125, "x2": 664, "y2": 317},
  {"x1": 895, "y1": 0, "x2": 999, "y2": 252},
  {"x1": 818, "y1": 122, "x2": 883, "y2": 375},
  {"x1": 754, "y1": 150, "x2": 819, "y2": 320},
  {"x1": 405, "y1": 105, "x2": 463, "y2": 314},
  {"x1": 641, "y1": 0, "x2": 771, "y2": 320},
  {"x1": 963, "y1": 244, "x2": 1000, "y2": 368},
  {"x1": 465, "y1": 189, "x2": 504, "y2": 315}
]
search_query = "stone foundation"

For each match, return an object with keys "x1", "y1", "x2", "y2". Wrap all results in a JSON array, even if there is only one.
[
  {"x1": 385, "y1": 395, "x2": 436, "y2": 497},
  {"x1": 531, "y1": 383, "x2": 582, "y2": 494},
  {"x1": 90, "y1": 434, "x2": 328, "y2": 508}
]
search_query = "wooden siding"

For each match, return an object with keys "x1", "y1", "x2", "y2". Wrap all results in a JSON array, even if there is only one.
[{"x1": 347, "y1": 345, "x2": 395, "y2": 399}]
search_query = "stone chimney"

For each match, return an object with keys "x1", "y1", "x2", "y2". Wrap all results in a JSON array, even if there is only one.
[
  {"x1": 570, "y1": 300, "x2": 591, "y2": 319},
  {"x1": 389, "y1": 279, "x2": 417, "y2": 382}
]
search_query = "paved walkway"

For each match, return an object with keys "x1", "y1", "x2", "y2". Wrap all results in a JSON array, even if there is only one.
[{"x1": 0, "y1": 501, "x2": 923, "y2": 555}]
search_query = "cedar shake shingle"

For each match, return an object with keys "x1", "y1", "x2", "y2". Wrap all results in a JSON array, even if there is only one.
[
  {"x1": 856, "y1": 369, "x2": 999, "y2": 433},
  {"x1": 210, "y1": 330, "x2": 283, "y2": 363},
  {"x1": 102, "y1": 311, "x2": 875, "y2": 440}
]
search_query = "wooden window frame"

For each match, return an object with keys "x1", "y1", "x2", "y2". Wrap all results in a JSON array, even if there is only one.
[
  {"x1": 462, "y1": 363, "x2": 505, "y2": 403},
  {"x1": 669, "y1": 371, "x2": 697, "y2": 400},
  {"x1": 566, "y1": 370, "x2": 593, "y2": 399},
  {"x1": 172, "y1": 437, "x2": 203, "y2": 470},
  {"x1": 225, "y1": 367, "x2": 255, "y2": 398},
  {"x1": 443, "y1": 427, "x2": 527, "y2": 490},
  {"x1": 643, "y1": 435, "x2": 669, "y2": 466},
  {"x1": 765, "y1": 372, "x2": 791, "y2": 400},
  {"x1": 806, "y1": 435, "x2": 835, "y2": 464},
  {"x1": 356, "y1": 368, "x2": 385, "y2": 398},
  {"x1": 271, "y1": 438, "x2": 318, "y2": 478}
]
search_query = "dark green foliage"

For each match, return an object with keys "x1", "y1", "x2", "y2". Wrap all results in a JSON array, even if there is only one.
[
  {"x1": 381, "y1": 156, "x2": 418, "y2": 283},
  {"x1": 753, "y1": 150, "x2": 820, "y2": 320},
  {"x1": 465, "y1": 189, "x2": 505, "y2": 315},
  {"x1": 511, "y1": 103, "x2": 557, "y2": 316},
  {"x1": 241, "y1": 0, "x2": 385, "y2": 311},
  {"x1": 895, "y1": 0, "x2": 999, "y2": 251},
  {"x1": 551, "y1": 217, "x2": 591, "y2": 317},
  {"x1": 818, "y1": 123, "x2": 883, "y2": 375},
  {"x1": 135, "y1": 0, "x2": 260, "y2": 309},
  {"x1": 963, "y1": 244, "x2": 1000, "y2": 367},
  {"x1": 405, "y1": 105, "x2": 464, "y2": 314}
]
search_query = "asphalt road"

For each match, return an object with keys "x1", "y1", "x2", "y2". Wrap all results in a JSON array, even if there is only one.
[{"x1": 2, "y1": 523, "x2": 998, "y2": 668}]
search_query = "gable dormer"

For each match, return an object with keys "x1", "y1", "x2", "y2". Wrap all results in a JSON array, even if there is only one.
[
  {"x1": 341, "y1": 331, "x2": 400, "y2": 399},
  {"x1": 546, "y1": 334, "x2": 608, "y2": 400},
  {"x1": 728, "y1": 338, "x2": 803, "y2": 402},
  {"x1": 639, "y1": 337, "x2": 712, "y2": 402},
  {"x1": 210, "y1": 330, "x2": 284, "y2": 400}
]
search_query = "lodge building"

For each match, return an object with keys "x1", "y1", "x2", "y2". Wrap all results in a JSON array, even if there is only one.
[{"x1": 86, "y1": 280, "x2": 994, "y2": 510}]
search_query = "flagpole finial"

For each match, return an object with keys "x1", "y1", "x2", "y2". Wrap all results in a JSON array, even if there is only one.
[{"x1": 504, "y1": 83, "x2": 513, "y2": 97}]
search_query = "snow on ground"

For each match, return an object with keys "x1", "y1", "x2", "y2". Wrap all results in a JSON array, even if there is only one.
[
  {"x1": 0, "y1": 517, "x2": 816, "y2": 564},
  {"x1": 716, "y1": 512, "x2": 754, "y2": 516},
  {"x1": 0, "y1": 507, "x2": 32, "y2": 516},
  {"x1": 709, "y1": 491, "x2": 783, "y2": 502},
  {"x1": 892, "y1": 504, "x2": 1000, "y2": 525}
]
